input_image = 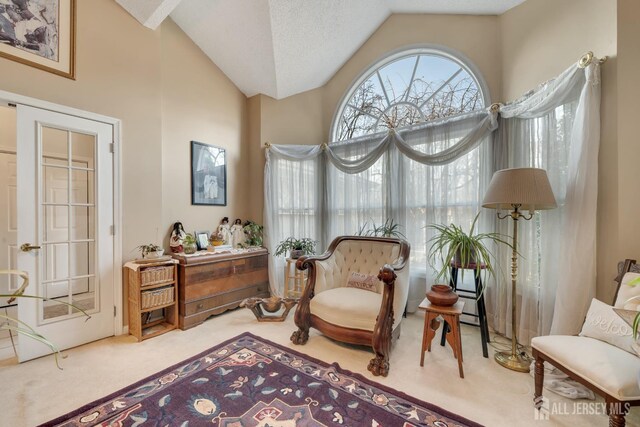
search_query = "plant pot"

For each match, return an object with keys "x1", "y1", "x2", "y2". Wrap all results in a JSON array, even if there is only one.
[
  {"x1": 144, "y1": 249, "x2": 164, "y2": 259},
  {"x1": 426, "y1": 284, "x2": 459, "y2": 307},
  {"x1": 290, "y1": 249, "x2": 304, "y2": 259},
  {"x1": 183, "y1": 242, "x2": 197, "y2": 255},
  {"x1": 453, "y1": 249, "x2": 477, "y2": 267}
]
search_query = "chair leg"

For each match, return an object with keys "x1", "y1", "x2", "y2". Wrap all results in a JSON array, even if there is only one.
[
  {"x1": 290, "y1": 297, "x2": 311, "y2": 345},
  {"x1": 475, "y1": 274, "x2": 489, "y2": 358},
  {"x1": 607, "y1": 400, "x2": 628, "y2": 427},
  {"x1": 440, "y1": 321, "x2": 448, "y2": 346},
  {"x1": 534, "y1": 357, "x2": 544, "y2": 410},
  {"x1": 441, "y1": 266, "x2": 458, "y2": 347}
]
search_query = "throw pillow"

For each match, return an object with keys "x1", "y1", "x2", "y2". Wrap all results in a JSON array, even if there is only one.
[
  {"x1": 346, "y1": 271, "x2": 379, "y2": 293},
  {"x1": 580, "y1": 298, "x2": 637, "y2": 355},
  {"x1": 614, "y1": 272, "x2": 640, "y2": 310}
]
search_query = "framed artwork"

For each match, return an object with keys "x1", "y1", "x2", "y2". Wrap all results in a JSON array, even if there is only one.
[
  {"x1": 0, "y1": 0, "x2": 76, "y2": 79},
  {"x1": 194, "y1": 231, "x2": 209, "y2": 251},
  {"x1": 191, "y1": 141, "x2": 226, "y2": 206}
]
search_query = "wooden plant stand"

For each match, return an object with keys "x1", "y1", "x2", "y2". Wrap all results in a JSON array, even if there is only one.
[{"x1": 420, "y1": 299, "x2": 465, "y2": 378}]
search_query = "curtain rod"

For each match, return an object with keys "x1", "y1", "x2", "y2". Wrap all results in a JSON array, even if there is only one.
[{"x1": 263, "y1": 51, "x2": 607, "y2": 149}]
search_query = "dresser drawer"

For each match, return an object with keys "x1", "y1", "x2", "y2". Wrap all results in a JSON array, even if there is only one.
[
  {"x1": 183, "y1": 283, "x2": 269, "y2": 316},
  {"x1": 173, "y1": 249, "x2": 270, "y2": 330},
  {"x1": 182, "y1": 267, "x2": 268, "y2": 301}
]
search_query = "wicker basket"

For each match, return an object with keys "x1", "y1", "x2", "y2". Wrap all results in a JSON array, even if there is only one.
[
  {"x1": 140, "y1": 266, "x2": 173, "y2": 287},
  {"x1": 141, "y1": 286, "x2": 174, "y2": 309}
]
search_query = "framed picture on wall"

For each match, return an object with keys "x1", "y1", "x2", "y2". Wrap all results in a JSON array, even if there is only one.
[
  {"x1": 191, "y1": 141, "x2": 227, "y2": 206},
  {"x1": 0, "y1": 0, "x2": 76, "y2": 79}
]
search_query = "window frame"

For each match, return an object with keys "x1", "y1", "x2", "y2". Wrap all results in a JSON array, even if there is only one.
[{"x1": 330, "y1": 45, "x2": 492, "y2": 143}]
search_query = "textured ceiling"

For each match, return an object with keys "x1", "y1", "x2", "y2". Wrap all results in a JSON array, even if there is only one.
[{"x1": 118, "y1": 0, "x2": 526, "y2": 99}]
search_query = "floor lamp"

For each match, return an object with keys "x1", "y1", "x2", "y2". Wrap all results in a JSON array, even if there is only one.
[{"x1": 482, "y1": 168, "x2": 557, "y2": 373}]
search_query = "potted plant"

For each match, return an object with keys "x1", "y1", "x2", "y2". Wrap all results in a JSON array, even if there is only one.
[
  {"x1": 137, "y1": 243, "x2": 164, "y2": 259},
  {"x1": 243, "y1": 221, "x2": 264, "y2": 247},
  {"x1": 182, "y1": 234, "x2": 198, "y2": 254},
  {"x1": 1, "y1": 269, "x2": 90, "y2": 368},
  {"x1": 426, "y1": 213, "x2": 512, "y2": 285},
  {"x1": 274, "y1": 237, "x2": 316, "y2": 259},
  {"x1": 356, "y1": 218, "x2": 406, "y2": 239}
]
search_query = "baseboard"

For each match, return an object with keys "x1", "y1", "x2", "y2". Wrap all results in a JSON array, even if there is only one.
[
  {"x1": 121, "y1": 325, "x2": 129, "y2": 335},
  {"x1": 0, "y1": 338, "x2": 17, "y2": 362}
]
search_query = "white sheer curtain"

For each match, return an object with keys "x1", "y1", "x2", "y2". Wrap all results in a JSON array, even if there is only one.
[
  {"x1": 263, "y1": 147, "x2": 324, "y2": 296},
  {"x1": 263, "y1": 59, "x2": 601, "y2": 340},
  {"x1": 487, "y1": 62, "x2": 601, "y2": 341},
  {"x1": 265, "y1": 111, "x2": 496, "y2": 298}
]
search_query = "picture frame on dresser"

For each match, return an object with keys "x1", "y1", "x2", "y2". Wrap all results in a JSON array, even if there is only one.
[
  {"x1": 191, "y1": 141, "x2": 226, "y2": 206},
  {"x1": 195, "y1": 231, "x2": 209, "y2": 250}
]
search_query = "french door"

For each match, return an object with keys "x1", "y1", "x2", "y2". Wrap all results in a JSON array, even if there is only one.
[{"x1": 15, "y1": 105, "x2": 115, "y2": 362}]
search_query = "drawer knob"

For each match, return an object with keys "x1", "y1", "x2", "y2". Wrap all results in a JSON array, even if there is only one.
[{"x1": 197, "y1": 303, "x2": 204, "y2": 309}]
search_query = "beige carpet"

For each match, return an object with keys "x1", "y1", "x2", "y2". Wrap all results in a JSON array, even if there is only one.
[{"x1": 0, "y1": 308, "x2": 637, "y2": 426}]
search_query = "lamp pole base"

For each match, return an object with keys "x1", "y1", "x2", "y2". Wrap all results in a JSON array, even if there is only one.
[{"x1": 494, "y1": 351, "x2": 530, "y2": 373}]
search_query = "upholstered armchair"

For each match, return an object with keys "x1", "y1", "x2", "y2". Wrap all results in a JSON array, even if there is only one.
[{"x1": 290, "y1": 236, "x2": 410, "y2": 376}]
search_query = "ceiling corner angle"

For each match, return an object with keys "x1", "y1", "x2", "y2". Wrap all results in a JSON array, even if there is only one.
[{"x1": 116, "y1": 0, "x2": 183, "y2": 30}]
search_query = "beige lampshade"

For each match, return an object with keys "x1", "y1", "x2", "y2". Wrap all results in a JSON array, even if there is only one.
[{"x1": 482, "y1": 168, "x2": 557, "y2": 211}]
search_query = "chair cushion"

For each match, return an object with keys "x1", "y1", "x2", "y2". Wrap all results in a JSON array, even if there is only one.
[
  {"x1": 532, "y1": 335, "x2": 640, "y2": 401},
  {"x1": 310, "y1": 287, "x2": 382, "y2": 332}
]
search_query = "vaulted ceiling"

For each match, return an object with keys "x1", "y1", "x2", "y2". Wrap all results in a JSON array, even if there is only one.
[{"x1": 116, "y1": 0, "x2": 525, "y2": 99}]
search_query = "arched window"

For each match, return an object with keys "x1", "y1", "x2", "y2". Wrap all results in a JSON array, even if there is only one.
[{"x1": 331, "y1": 47, "x2": 488, "y2": 142}]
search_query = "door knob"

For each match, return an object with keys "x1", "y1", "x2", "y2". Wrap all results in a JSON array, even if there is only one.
[{"x1": 20, "y1": 243, "x2": 41, "y2": 252}]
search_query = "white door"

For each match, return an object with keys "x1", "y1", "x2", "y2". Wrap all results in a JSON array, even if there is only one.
[{"x1": 16, "y1": 104, "x2": 115, "y2": 362}]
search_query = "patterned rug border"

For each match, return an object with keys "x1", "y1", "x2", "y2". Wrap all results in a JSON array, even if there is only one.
[{"x1": 41, "y1": 331, "x2": 483, "y2": 427}]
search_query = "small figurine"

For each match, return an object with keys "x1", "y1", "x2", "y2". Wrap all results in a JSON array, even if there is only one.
[
  {"x1": 217, "y1": 217, "x2": 231, "y2": 245},
  {"x1": 230, "y1": 218, "x2": 246, "y2": 248},
  {"x1": 241, "y1": 296, "x2": 298, "y2": 322},
  {"x1": 169, "y1": 222, "x2": 186, "y2": 253}
]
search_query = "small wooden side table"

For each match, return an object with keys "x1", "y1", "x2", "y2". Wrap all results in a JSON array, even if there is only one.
[
  {"x1": 284, "y1": 258, "x2": 307, "y2": 298},
  {"x1": 419, "y1": 299, "x2": 465, "y2": 378}
]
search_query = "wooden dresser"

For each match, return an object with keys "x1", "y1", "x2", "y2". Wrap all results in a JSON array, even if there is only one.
[{"x1": 172, "y1": 248, "x2": 270, "y2": 330}]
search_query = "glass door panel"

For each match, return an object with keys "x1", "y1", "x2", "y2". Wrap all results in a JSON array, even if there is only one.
[{"x1": 39, "y1": 126, "x2": 98, "y2": 323}]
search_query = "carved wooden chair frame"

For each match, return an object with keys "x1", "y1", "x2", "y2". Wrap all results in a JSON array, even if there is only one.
[{"x1": 290, "y1": 235, "x2": 411, "y2": 377}]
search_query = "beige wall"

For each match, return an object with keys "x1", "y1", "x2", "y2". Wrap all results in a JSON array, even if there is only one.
[
  {"x1": 160, "y1": 18, "x2": 250, "y2": 245},
  {"x1": 0, "y1": 0, "x2": 250, "y2": 257},
  {"x1": 0, "y1": 106, "x2": 16, "y2": 150},
  {"x1": 0, "y1": 0, "x2": 163, "y2": 258},
  {"x1": 617, "y1": 0, "x2": 640, "y2": 286},
  {"x1": 501, "y1": 0, "x2": 619, "y2": 300},
  {"x1": 0, "y1": 0, "x2": 250, "y2": 326}
]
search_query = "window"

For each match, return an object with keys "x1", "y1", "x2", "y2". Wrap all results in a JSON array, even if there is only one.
[
  {"x1": 327, "y1": 47, "x2": 490, "y2": 272},
  {"x1": 331, "y1": 47, "x2": 486, "y2": 142}
]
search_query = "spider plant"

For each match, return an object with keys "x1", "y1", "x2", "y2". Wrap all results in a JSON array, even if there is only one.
[
  {"x1": 1, "y1": 269, "x2": 91, "y2": 369},
  {"x1": 274, "y1": 237, "x2": 316, "y2": 258},
  {"x1": 426, "y1": 213, "x2": 513, "y2": 284},
  {"x1": 356, "y1": 218, "x2": 406, "y2": 239},
  {"x1": 624, "y1": 277, "x2": 640, "y2": 339}
]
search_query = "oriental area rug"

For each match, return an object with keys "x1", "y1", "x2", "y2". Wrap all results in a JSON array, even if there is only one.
[{"x1": 42, "y1": 332, "x2": 482, "y2": 427}]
